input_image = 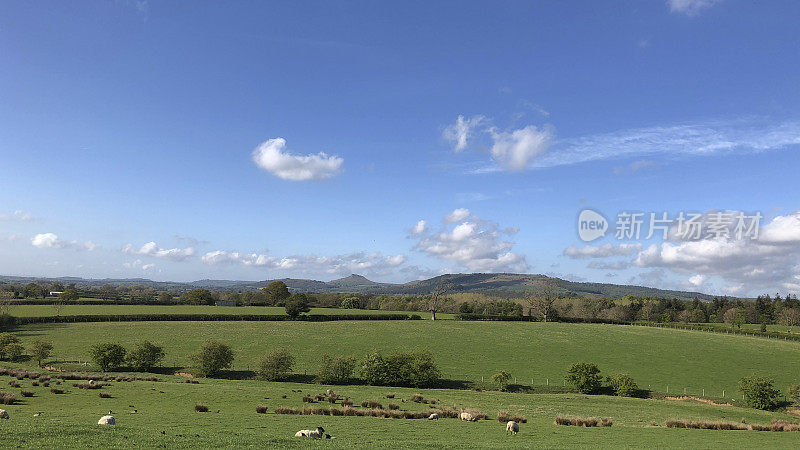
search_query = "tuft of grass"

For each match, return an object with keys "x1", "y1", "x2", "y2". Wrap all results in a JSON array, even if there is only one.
[
  {"x1": 50, "y1": 388, "x2": 66, "y2": 395},
  {"x1": 361, "y1": 399, "x2": 382, "y2": 409},
  {"x1": 0, "y1": 391, "x2": 17, "y2": 404},
  {"x1": 20, "y1": 390, "x2": 34, "y2": 398},
  {"x1": 385, "y1": 393, "x2": 395, "y2": 398},
  {"x1": 555, "y1": 416, "x2": 612, "y2": 427},
  {"x1": 497, "y1": 410, "x2": 527, "y2": 423},
  {"x1": 341, "y1": 397, "x2": 353, "y2": 407},
  {"x1": 195, "y1": 404, "x2": 209, "y2": 413},
  {"x1": 411, "y1": 393, "x2": 424, "y2": 403},
  {"x1": 387, "y1": 403, "x2": 400, "y2": 410},
  {"x1": 255, "y1": 405, "x2": 268, "y2": 414},
  {"x1": 665, "y1": 419, "x2": 800, "y2": 432},
  {"x1": 99, "y1": 392, "x2": 112, "y2": 398}
]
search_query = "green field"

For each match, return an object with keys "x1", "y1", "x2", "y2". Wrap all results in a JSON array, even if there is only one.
[
  {"x1": 1, "y1": 372, "x2": 798, "y2": 448},
  {"x1": 7, "y1": 304, "x2": 449, "y2": 318},
  {"x1": 11, "y1": 321, "x2": 800, "y2": 395}
]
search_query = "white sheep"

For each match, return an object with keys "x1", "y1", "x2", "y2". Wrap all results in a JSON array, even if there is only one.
[
  {"x1": 294, "y1": 426, "x2": 325, "y2": 439},
  {"x1": 459, "y1": 412, "x2": 475, "y2": 422},
  {"x1": 98, "y1": 415, "x2": 116, "y2": 425},
  {"x1": 0, "y1": 409, "x2": 9, "y2": 419},
  {"x1": 506, "y1": 420, "x2": 519, "y2": 435},
  {"x1": 428, "y1": 413, "x2": 439, "y2": 420}
]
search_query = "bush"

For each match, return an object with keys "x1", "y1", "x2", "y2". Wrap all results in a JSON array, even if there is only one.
[
  {"x1": 788, "y1": 384, "x2": 800, "y2": 404},
  {"x1": 359, "y1": 350, "x2": 441, "y2": 388},
  {"x1": 340, "y1": 297, "x2": 360, "y2": 309},
  {"x1": 491, "y1": 370, "x2": 512, "y2": 392},
  {"x1": 99, "y1": 392, "x2": 112, "y2": 398},
  {"x1": 497, "y1": 410, "x2": 527, "y2": 423},
  {"x1": 0, "y1": 391, "x2": 16, "y2": 404},
  {"x1": 739, "y1": 376, "x2": 781, "y2": 410},
  {"x1": 89, "y1": 343, "x2": 127, "y2": 372},
  {"x1": 127, "y1": 341, "x2": 165, "y2": 371},
  {"x1": 0, "y1": 333, "x2": 22, "y2": 361},
  {"x1": 361, "y1": 399, "x2": 383, "y2": 409},
  {"x1": 285, "y1": 293, "x2": 311, "y2": 319},
  {"x1": 192, "y1": 341, "x2": 234, "y2": 377},
  {"x1": 256, "y1": 404, "x2": 268, "y2": 414},
  {"x1": 195, "y1": 404, "x2": 209, "y2": 412},
  {"x1": 316, "y1": 355, "x2": 356, "y2": 385},
  {"x1": 555, "y1": 416, "x2": 612, "y2": 427},
  {"x1": 50, "y1": 388, "x2": 65, "y2": 394},
  {"x1": 607, "y1": 373, "x2": 638, "y2": 397},
  {"x1": 29, "y1": 340, "x2": 54, "y2": 368},
  {"x1": 257, "y1": 348, "x2": 294, "y2": 381},
  {"x1": 387, "y1": 403, "x2": 399, "y2": 410},
  {"x1": 565, "y1": 362, "x2": 602, "y2": 394}
]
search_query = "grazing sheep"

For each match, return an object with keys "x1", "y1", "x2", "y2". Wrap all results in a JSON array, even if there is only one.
[
  {"x1": 294, "y1": 427, "x2": 325, "y2": 439},
  {"x1": 428, "y1": 413, "x2": 439, "y2": 420},
  {"x1": 506, "y1": 421, "x2": 519, "y2": 435},
  {"x1": 325, "y1": 389, "x2": 334, "y2": 396},
  {"x1": 0, "y1": 409, "x2": 9, "y2": 419},
  {"x1": 460, "y1": 412, "x2": 475, "y2": 422},
  {"x1": 98, "y1": 415, "x2": 116, "y2": 425}
]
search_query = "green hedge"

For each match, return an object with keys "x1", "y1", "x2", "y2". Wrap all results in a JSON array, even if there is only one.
[{"x1": 9, "y1": 313, "x2": 421, "y2": 325}]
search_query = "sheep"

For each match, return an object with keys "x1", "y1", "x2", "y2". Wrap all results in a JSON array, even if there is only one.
[
  {"x1": 428, "y1": 413, "x2": 439, "y2": 420},
  {"x1": 325, "y1": 389, "x2": 334, "y2": 396},
  {"x1": 460, "y1": 412, "x2": 476, "y2": 422},
  {"x1": 98, "y1": 415, "x2": 116, "y2": 425},
  {"x1": 506, "y1": 420, "x2": 519, "y2": 435},
  {"x1": 294, "y1": 427, "x2": 325, "y2": 439},
  {"x1": 0, "y1": 409, "x2": 9, "y2": 419}
]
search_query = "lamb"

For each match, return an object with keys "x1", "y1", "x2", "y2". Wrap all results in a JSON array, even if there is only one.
[
  {"x1": 98, "y1": 415, "x2": 116, "y2": 425},
  {"x1": 294, "y1": 427, "x2": 325, "y2": 439},
  {"x1": 0, "y1": 409, "x2": 9, "y2": 419},
  {"x1": 428, "y1": 413, "x2": 439, "y2": 420},
  {"x1": 506, "y1": 420, "x2": 519, "y2": 435},
  {"x1": 460, "y1": 412, "x2": 476, "y2": 422}
]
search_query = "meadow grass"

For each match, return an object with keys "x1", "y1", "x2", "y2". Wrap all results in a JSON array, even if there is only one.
[
  {"x1": 1, "y1": 371, "x2": 798, "y2": 448},
  {"x1": 9, "y1": 320, "x2": 800, "y2": 395}
]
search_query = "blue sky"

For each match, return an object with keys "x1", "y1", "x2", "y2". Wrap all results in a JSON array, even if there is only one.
[{"x1": 2, "y1": 0, "x2": 800, "y2": 296}]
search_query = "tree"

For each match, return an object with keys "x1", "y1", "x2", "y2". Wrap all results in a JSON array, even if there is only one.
[
  {"x1": 0, "y1": 332, "x2": 23, "y2": 361},
  {"x1": 340, "y1": 297, "x2": 360, "y2": 309},
  {"x1": 58, "y1": 288, "x2": 79, "y2": 302},
  {"x1": 607, "y1": 373, "x2": 639, "y2": 397},
  {"x1": 428, "y1": 280, "x2": 453, "y2": 321},
  {"x1": 316, "y1": 354, "x2": 356, "y2": 385},
  {"x1": 257, "y1": 348, "x2": 294, "y2": 381},
  {"x1": 285, "y1": 293, "x2": 311, "y2": 318},
  {"x1": 23, "y1": 283, "x2": 40, "y2": 298},
  {"x1": 262, "y1": 281, "x2": 290, "y2": 306},
  {"x1": 724, "y1": 307, "x2": 745, "y2": 329},
  {"x1": 89, "y1": 343, "x2": 127, "y2": 372},
  {"x1": 98, "y1": 284, "x2": 117, "y2": 301},
  {"x1": 788, "y1": 384, "x2": 800, "y2": 405},
  {"x1": 738, "y1": 376, "x2": 781, "y2": 410},
  {"x1": 779, "y1": 308, "x2": 800, "y2": 333},
  {"x1": 185, "y1": 289, "x2": 216, "y2": 305},
  {"x1": 29, "y1": 340, "x2": 54, "y2": 367},
  {"x1": 565, "y1": 362, "x2": 602, "y2": 394},
  {"x1": 192, "y1": 340, "x2": 234, "y2": 377},
  {"x1": 491, "y1": 370, "x2": 512, "y2": 391},
  {"x1": 527, "y1": 285, "x2": 558, "y2": 322},
  {"x1": 127, "y1": 341, "x2": 165, "y2": 371},
  {"x1": 158, "y1": 291, "x2": 173, "y2": 303}
]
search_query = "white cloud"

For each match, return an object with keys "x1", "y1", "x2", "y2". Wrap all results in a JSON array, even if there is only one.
[
  {"x1": 410, "y1": 212, "x2": 528, "y2": 272},
  {"x1": 444, "y1": 208, "x2": 471, "y2": 223},
  {"x1": 667, "y1": 0, "x2": 722, "y2": 16},
  {"x1": 201, "y1": 250, "x2": 407, "y2": 278},
  {"x1": 688, "y1": 274, "x2": 707, "y2": 287},
  {"x1": 0, "y1": 210, "x2": 34, "y2": 222},
  {"x1": 31, "y1": 233, "x2": 98, "y2": 251},
  {"x1": 411, "y1": 220, "x2": 427, "y2": 234},
  {"x1": 122, "y1": 241, "x2": 195, "y2": 261},
  {"x1": 488, "y1": 125, "x2": 554, "y2": 171},
  {"x1": 563, "y1": 243, "x2": 643, "y2": 259},
  {"x1": 252, "y1": 138, "x2": 343, "y2": 181},
  {"x1": 443, "y1": 115, "x2": 486, "y2": 152},
  {"x1": 587, "y1": 260, "x2": 631, "y2": 271},
  {"x1": 633, "y1": 211, "x2": 800, "y2": 294}
]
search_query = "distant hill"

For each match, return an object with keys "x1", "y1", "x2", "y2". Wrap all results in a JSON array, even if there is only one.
[{"x1": 0, "y1": 273, "x2": 716, "y2": 301}]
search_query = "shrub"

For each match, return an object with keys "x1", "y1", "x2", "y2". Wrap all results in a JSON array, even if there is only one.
[
  {"x1": 99, "y1": 392, "x2": 112, "y2": 398},
  {"x1": 195, "y1": 404, "x2": 209, "y2": 412},
  {"x1": 127, "y1": 341, "x2": 165, "y2": 371},
  {"x1": 0, "y1": 391, "x2": 17, "y2": 404},
  {"x1": 191, "y1": 341, "x2": 234, "y2": 377},
  {"x1": 316, "y1": 355, "x2": 356, "y2": 385},
  {"x1": 411, "y1": 393, "x2": 424, "y2": 403},
  {"x1": 738, "y1": 376, "x2": 781, "y2": 410},
  {"x1": 565, "y1": 362, "x2": 602, "y2": 394},
  {"x1": 387, "y1": 403, "x2": 399, "y2": 410},
  {"x1": 0, "y1": 332, "x2": 20, "y2": 360},
  {"x1": 361, "y1": 399, "x2": 382, "y2": 409},
  {"x1": 359, "y1": 350, "x2": 441, "y2": 388},
  {"x1": 555, "y1": 416, "x2": 612, "y2": 427},
  {"x1": 19, "y1": 390, "x2": 33, "y2": 397},
  {"x1": 607, "y1": 373, "x2": 639, "y2": 397},
  {"x1": 29, "y1": 340, "x2": 54, "y2": 367},
  {"x1": 257, "y1": 348, "x2": 294, "y2": 381},
  {"x1": 89, "y1": 343, "x2": 127, "y2": 372},
  {"x1": 302, "y1": 395, "x2": 314, "y2": 403},
  {"x1": 340, "y1": 297, "x2": 360, "y2": 309},
  {"x1": 342, "y1": 397, "x2": 353, "y2": 406},
  {"x1": 256, "y1": 405, "x2": 268, "y2": 414},
  {"x1": 50, "y1": 388, "x2": 66, "y2": 394},
  {"x1": 497, "y1": 410, "x2": 527, "y2": 423},
  {"x1": 285, "y1": 293, "x2": 311, "y2": 319},
  {"x1": 788, "y1": 384, "x2": 800, "y2": 404},
  {"x1": 491, "y1": 370, "x2": 512, "y2": 392}
]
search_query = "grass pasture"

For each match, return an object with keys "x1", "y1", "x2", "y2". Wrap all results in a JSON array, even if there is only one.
[
  {"x1": 10, "y1": 320, "x2": 800, "y2": 395},
  {"x1": 1, "y1": 373, "x2": 799, "y2": 448}
]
